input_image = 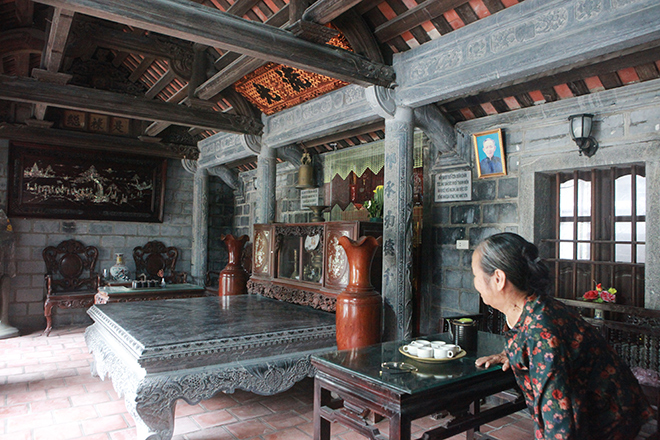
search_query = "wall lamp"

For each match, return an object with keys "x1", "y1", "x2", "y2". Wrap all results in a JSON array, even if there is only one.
[{"x1": 568, "y1": 114, "x2": 598, "y2": 157}]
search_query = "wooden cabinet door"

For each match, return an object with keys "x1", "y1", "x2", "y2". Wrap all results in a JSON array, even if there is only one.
[
  {"x1": 252, "y1": 225, "x2": 273, "y2": 277},
  {"x1": 324, "y1": 223, "x2": 357, "y2": 291}
]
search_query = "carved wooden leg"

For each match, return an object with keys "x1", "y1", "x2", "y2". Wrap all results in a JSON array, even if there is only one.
[
  {"x1": 132, "y1": 394, "x2": 177, "y2": 440},
  {"x1": 44, "y1": 298, "x2": 54, "y2": 336}
]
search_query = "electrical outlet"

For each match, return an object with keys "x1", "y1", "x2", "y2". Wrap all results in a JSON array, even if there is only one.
[{"x1": 456, "y1": 240, "x2": 469, "y2": 250}]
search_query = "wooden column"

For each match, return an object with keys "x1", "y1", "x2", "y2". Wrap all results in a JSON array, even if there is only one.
[{"x1": 383, "y1": 106, "x2": 414, "y2": 341}]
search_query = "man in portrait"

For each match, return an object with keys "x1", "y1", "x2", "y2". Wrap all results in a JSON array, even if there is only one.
[{"x1": 480, "y1": 138, "x2": 503, "y2": 174}]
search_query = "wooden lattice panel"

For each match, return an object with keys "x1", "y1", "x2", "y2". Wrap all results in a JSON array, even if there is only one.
[{"x1": 233, "y1": 32, "x2": 351, "y2": 115}]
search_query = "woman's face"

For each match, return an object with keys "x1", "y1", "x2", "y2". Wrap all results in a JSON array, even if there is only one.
[{"x1": 471, "y1": 250, "x2": 497, "y2": 307}]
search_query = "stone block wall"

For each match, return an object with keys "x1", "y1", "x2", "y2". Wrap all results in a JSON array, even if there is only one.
[
  {"x1": 0, "y1": 152, "x2": 195, "y2": 333},
  {"x1": 207, "y1": 176, "x2": 235, "y2": 274},
  {"x1": 235, "y1": 161, "x2": 327, "y2": 239},
  {"x1": 421, "y1": 81, "x2": 660, "y2": 334}
]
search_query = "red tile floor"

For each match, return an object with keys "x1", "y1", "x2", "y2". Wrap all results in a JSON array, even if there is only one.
[{"x1": 1, "y1": 326, "x2": 656, "y2": 440}]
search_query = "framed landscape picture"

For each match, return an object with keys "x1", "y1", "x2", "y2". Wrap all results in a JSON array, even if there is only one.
[
  {"x1": 7, "y1": 142, "x2": 166, "y2": 222},
  {"x1": 473, "y1": 128, "x2": 507, "y2": 178}
]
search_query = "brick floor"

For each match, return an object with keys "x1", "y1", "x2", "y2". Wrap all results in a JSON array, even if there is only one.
[{"x1": 1, "y1": 326, "x2": 657, "y2": 440}]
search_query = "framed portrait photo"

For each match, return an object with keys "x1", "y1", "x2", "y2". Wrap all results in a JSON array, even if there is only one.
[{"x1": 473, "y1": 128, "x2": 506, "y2": 178}]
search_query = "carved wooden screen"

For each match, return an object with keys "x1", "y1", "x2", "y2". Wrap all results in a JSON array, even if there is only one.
[{"x1": 8, "y1": 142, "x2": 166, "y2": 222}]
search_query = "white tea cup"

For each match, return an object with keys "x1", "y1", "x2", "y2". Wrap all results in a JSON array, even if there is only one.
[
  {"x1": 430, "y1": 341, "x2": 446, "y2": 349},
  {"x1": 411, "y1": 339, "x2": 431, "y2": 347},
  {"x1": 416, "y1": 346, "x2": 434, "y2": 358},
  {"x1": 434, "y1": 347, "x2": 450, "y2": 359},
  {"x1": 444, "y1": 344, "x2": 461, "y2": 358},
  {"x1": 402, "y1": 344, "x2": 418, "y2": 356}
]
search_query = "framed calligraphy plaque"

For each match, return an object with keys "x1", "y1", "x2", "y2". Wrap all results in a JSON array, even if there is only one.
[{"x1": 7, "y1": 142, "x2": 166, "y2": 222}]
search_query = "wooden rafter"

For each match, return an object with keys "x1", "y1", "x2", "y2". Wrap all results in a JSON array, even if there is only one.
[
  {"x1": 32, "y1": 0, "x2": 395, "y2": 87},
  {"x1": 145, "y1": 69, "x2": 175, "y2": 100},
  {"x1": 373, "y1": 0, "x2": 468, "y2": 43}
]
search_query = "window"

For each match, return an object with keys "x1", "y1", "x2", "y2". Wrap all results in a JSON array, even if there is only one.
[{"x1": 544, "y1": 166, "x2": 645, "y2": 306}]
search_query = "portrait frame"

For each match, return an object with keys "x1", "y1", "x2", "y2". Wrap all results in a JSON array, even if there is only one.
[{"x1": 473, "y1": 128, "x2": 507, "y2": 178}]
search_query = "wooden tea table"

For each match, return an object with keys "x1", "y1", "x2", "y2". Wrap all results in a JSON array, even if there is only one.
[{"x1": 312, "y1": 332, "x2": 525, "y2": 440}]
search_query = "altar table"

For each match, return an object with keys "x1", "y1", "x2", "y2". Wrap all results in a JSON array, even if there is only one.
[
  {"x1": 85, "y1": 295, "x2": 336, "y2": 440},
  {"x1": 312, "y1": 332, "x2": 525, "y2": 440},
  {"x1": 94, "y1": 283, "x2": 207, "y2": 304}
]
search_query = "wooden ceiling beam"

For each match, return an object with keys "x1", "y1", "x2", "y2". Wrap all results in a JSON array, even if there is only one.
[
  {"x1": 0, "y1": 122, "x2": 194, "y2": 159},
  {"x1": 32, "y1": 0, "x2": 395, "y2": 87},
  {"x1": 302, "y1": 0, "x2": 363, "y2": 24},
  {"x1": 198, "y1": 5, "x2": 289, "y2": 99},
  {"x1": 373, "y1": 0, "x2": 467, "y2": 43},
  {"x1": 34, "y1": 7, "x2": 75, "y2": 120},
  {"x1": 143, "y1": 84, "x2": 189, "y2": 136},
  {"x1": 0, "y1": 74, "x2": 263, "y2": 134}
]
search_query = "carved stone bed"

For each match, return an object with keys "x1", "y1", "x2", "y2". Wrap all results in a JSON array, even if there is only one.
[{"x1": 85, "y1": 294, "x2": 336, "y2": 440}]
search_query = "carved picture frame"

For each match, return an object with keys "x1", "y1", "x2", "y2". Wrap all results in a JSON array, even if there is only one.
[
  {"x1": 473, "y1": 128, "x2": 507, "y2": 178},
  {"x1": 7, "y1": 142, "x2": 166, "y2": 222}
]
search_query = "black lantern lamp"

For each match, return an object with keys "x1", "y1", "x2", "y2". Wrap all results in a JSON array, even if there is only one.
[{"x1": 568, "y1": 114, "x2": 598, "y2": 157}]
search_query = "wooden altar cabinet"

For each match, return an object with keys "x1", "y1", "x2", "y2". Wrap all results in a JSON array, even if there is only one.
[{"x1": 247, "y1": 221, "x2": 382, "y2": 312}]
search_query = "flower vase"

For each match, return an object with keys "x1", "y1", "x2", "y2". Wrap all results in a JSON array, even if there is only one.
[
  {"x1": 336, "y1": 235, "x2": 382, "y2": 350},
  {"x1": 110, "y1": 253, "x2": 130, "y2": 281},
  {"x1": 218, "y1": 234, "x2": 250, "y2": 296}
]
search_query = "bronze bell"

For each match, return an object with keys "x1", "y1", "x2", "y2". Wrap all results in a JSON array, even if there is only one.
[{"x1": 296, "y1": 151, "x2": 315, "y2": 188}]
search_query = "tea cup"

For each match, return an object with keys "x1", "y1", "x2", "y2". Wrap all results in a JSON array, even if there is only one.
[
  {"x1": 402, "y1": 344, "x2": 418, "y2": 356},
  {"x1": 411, "y1": 339, "x2": 431, "y2": 347},
  {"x1": 444, "y1": 344, "x2": 462, "y2": 358},
  {"x1": 416, "y1": 346, "x2": 434, "y2": 358},
  {"x1": 430, "y1": 341, "x2": 446, "y2": 349}
]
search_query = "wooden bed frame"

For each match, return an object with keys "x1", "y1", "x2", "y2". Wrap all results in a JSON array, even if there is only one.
[{"x1": 85, "y1": 294, "x2": 336, "y2": 440}]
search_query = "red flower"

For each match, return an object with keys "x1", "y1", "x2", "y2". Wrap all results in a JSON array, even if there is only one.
[
  {"x1": 601, "y1": 290, "x2": 616, "y2": 303},
  {"x1": 583, "y1": 290, "x2": 599, "y2": 300},
  {"x1": 552, "y1": 389, "x2": 563, "y2": 400},
  {"x1": 596, "y1": 283, "x2": 602, "y2": 291}
]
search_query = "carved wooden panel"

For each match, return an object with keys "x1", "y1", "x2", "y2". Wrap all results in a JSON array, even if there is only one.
[{"x1": 252, "y1": 224, "x2": 273, "y2": 277}]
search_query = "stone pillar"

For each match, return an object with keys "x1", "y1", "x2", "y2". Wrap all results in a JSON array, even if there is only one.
[
  {"x1": 183, "y1": 160, "x2": 208, "y2": 286},
  {"x1": 383, "y1": 106, "x2": 415, "y2": 341},
  {"x1": 255, "y1": 144, "x2": 276, "y2": 224}
]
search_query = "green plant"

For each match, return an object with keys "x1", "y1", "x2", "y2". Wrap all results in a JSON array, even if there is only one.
[{"x1": 363, "y1": 185, "x2": 383, "y2": 219}]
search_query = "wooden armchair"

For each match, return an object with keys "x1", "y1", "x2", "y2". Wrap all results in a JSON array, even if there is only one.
[
  {"x1": 133, "y1": 241, "x2": 187, "y2": 284},
  {"x1": 43, "y1": 239, "x2": 100, "y2": 336}
]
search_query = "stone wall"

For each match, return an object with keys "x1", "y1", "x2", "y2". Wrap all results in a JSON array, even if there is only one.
[
  {"x1": 0, "y1": 149, "x2": 195, "y2": 333},
  {"x1": 235, "y1": 161, "x2": 326, "y2": 239},
  {"x1": 207, "y1": 175, "x2": 235, "y2": 274},
  {"x1": 420, "y1": 79, "x2": 660, "y2": 335}
]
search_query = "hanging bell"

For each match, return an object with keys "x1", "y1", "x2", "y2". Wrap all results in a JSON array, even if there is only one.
[{"x1": 296, "y1": 151, "x2": 315, "y2": 189}]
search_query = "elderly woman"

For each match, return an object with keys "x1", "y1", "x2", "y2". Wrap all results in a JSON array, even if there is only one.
[{"x1": 473, "y1": 232, "x2": 651, "y2": 440}]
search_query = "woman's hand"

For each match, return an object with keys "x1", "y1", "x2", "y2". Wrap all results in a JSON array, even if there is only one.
[{"x1": 475, "y1": 351, "x2": 510, "y2": 371}]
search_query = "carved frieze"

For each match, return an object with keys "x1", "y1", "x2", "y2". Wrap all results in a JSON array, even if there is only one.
[{"x1": 247, "y1": 280, "x2": 337, "y2": 312}]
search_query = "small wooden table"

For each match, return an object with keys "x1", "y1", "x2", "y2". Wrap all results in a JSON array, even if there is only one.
[
  {"x1": 94, "y1": 283, "x2": 207, "y2": 304},
  {"x1": 312, "y1": 332, "x2": 525, "y2": 440}
]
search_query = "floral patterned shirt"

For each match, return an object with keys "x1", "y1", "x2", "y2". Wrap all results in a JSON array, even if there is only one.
[{"x1": 505, "y1": 294, "x2": 652, "y2": 440}]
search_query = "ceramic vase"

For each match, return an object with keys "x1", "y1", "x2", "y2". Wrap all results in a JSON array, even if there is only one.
[
  {"x1": 218, "y1": 234, "x2": 250, "y2": 296},
  {"x1": 110, "y1": 253, "x2": 130, "y2": 281},
  {"x1": 336, "y1": 235, "x2": 382, "y2": 350}
]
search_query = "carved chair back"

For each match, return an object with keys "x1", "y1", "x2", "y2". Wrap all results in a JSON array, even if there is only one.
[
  {"x1": 43, "y1": 239, "x2": 99, "y2": 294},
  {"x1": 133, "y1": 241, "x2": 187, "y2": 283}
]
